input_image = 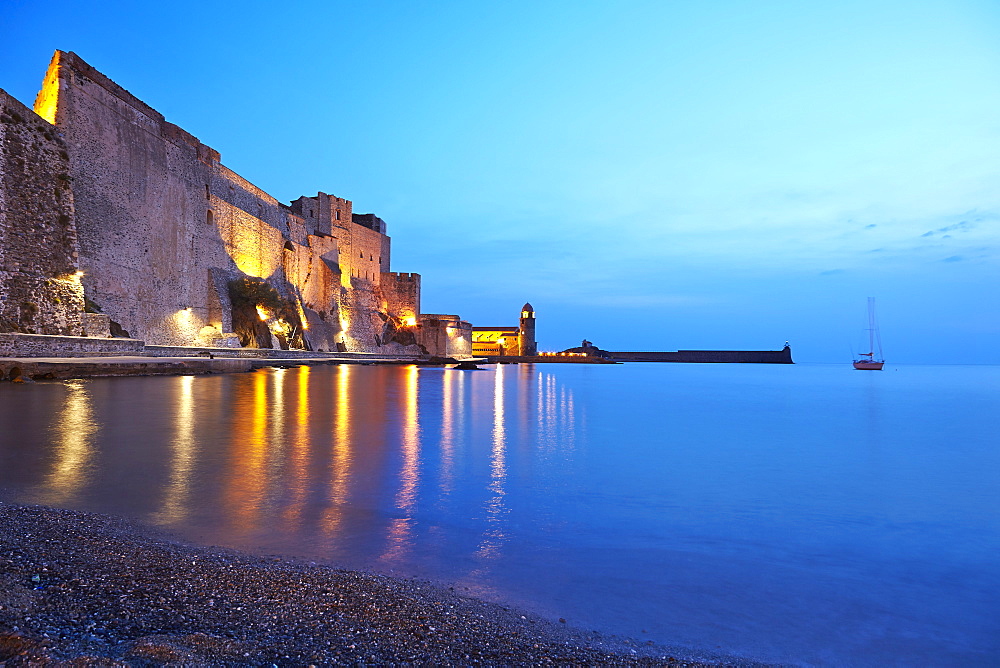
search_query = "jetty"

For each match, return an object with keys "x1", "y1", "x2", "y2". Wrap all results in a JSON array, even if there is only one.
[{"x1": 561, "y1": 340, "x2": 794, "y2": 364}]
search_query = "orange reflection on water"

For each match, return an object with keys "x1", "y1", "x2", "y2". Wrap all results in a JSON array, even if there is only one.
[
  {"x1": 270, "y1": 369, "x2": 287, "y2": 463},
  {"x1": 224, "y1": 370, "x2": 272, "y2": 533},
  {"x1": 152, "y1": 375, "x2": 196, "y2": 525},
  {"x1": 322, "y1": 365, "x2": 354, "y2": 534},
  {"x1": 383, "y1": 365, "x2": 421, "y2": 563},
  {"x1": 40, "y1": 380, "x2": 97, "y2": 505},
  {"x1": 282, "y1": 367, "x2": 312, "y2": 528}
]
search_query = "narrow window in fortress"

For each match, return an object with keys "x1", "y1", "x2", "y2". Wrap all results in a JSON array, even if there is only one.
[
  {"x1": 336, "y1": 210, "x2": 341, "y2": 220},
  {"x1": 360, "y1": 251, "x2": 363, "y2": 258},
  {"x1": 206, "y1": 209, "x2": 213, "y2": 225},
  {"x1": 205, "y1": 184, "x2": 210, "y2": 200}
]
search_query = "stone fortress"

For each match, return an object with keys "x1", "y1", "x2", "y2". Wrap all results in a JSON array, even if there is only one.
[{"x1": 0, "y1": 51, "x2": 475, "y2": 358}]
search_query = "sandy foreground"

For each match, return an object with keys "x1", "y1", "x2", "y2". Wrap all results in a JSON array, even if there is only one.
[{"x1": 0, "y1": 501, "x2": 753, "y2": 666}]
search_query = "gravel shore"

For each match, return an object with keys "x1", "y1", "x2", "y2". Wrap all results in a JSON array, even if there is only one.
[{"x1": 0, "y1": 501, "x2": 739, "y2": 666}]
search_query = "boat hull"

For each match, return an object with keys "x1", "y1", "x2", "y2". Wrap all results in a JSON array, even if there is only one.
[{"x1": 853, "y1": 361, "x2": 884, "y2": 370}]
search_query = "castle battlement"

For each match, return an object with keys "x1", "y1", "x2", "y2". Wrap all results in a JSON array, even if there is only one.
[{"x1": 0, "y1": 50, "x2": 471, "y2": 357}]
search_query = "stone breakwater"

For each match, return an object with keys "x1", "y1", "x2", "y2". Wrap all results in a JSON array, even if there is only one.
[{"x1": 0, "y1": 502, "x2": 733, "y2": 666}]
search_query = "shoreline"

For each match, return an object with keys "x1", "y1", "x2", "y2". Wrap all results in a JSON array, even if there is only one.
[
  {"x1": 0, "y1": 501, "x2": 745, "y2": 666},
  {"x1": 0, "y1": 353, "x2": 613, "y2": 383}
]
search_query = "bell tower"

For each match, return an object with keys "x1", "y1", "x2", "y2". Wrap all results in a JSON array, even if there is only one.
[{"x1": 518, "y1": 302, "x2": 537, "y2": 356}]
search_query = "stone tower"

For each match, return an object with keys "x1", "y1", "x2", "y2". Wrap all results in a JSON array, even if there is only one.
[{"x1": 518, "y1": 302, "x2": 537, "y2": 356}]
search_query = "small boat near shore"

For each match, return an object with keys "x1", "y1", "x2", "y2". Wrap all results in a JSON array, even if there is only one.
[{"x1": 853, "y1": 297, "x2": 885, "y2": 370}]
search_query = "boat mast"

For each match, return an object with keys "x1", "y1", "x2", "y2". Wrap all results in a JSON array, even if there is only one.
[{"x1": 866, "y1": 296, "x2": 883, "y2": 361}]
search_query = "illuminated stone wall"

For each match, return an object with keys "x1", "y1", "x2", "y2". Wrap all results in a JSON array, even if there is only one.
[
  {"x1": 380, "y1": 272, "x2": 421, "y2": 322},
  {"x1": 6, "y1": 50, "x2": 459, "y2": 355},
  {"x1": 37, "y1": 51, "x2": 231, "y2": 345},
  {"x1": 417, "y1": 315, "x2": 473, "y2": 358},
  {"x1": 289, "y1": 193, "x2": 405, "y2": 351},
  {"x1": 34, "y1": 52, "x2": 409, "y2": 351},
  {"x1": 290, "y1": 195, "x2": 390, "y2": 288},
  {"x1": 0, "y1": 87, "x2": 83, "y2": 335}
]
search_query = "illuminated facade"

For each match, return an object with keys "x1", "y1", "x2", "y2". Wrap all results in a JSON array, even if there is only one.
[
  {"x1": 471, "y1": 303, "x2": 537, "y2": 356},
  {"x1": 0, "y1": 50, "x2": 472, "y2": 355},
  {"x1": 0, "y1": 86, "x2": 84, "y2": 335}
]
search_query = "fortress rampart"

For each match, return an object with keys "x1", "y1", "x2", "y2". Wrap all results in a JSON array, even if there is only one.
[
  {"x1": 0, "y1": 51, "x2": 472, "y2": 356},
  {"x1": 380, "y1": 272, "x2": 421, "y2": 323},
  {"x1": 0, "y1": 88, "x2": 83, "y2": 335}
]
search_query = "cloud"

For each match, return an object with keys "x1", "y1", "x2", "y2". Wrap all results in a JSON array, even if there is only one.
[
  {"x1": 943, "y1": 255, "x2": 964, "y2": 262},
  {"x1": 936, "y1": 221, "x2": 971, "y2": 233},
  {"x1": 864, "y1": 224, "x2": 877, "y2": 229}
]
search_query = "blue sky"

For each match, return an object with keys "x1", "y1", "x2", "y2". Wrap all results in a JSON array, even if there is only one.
[{"x1": 3, "y1": 1, "x2": 998, "y2": 362}]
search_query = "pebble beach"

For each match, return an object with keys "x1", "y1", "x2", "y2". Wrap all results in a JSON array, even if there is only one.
[{"x1": 0, "y1": 501, "x2": 734, "y2": 666}]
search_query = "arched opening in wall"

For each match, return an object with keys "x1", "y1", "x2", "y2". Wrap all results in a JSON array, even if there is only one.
[
  {"x1": 336, "y1": 210, "x2": 341, "y2": 220},
  {"x1": 207, "y1": 209, "x2": 213, "y2": 225}
]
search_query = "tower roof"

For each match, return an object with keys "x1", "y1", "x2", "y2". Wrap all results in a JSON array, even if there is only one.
[{"x1": 522, "y1": 302, "x2": 534, "y2": 312}]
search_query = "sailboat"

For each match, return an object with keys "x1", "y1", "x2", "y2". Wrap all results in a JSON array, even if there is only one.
[{"x1": 853, "y1": 297, "x2": 884, "y2": 370}]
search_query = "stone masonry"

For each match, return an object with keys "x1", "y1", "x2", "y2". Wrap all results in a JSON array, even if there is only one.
[
  {"x1": 0, "y1": 88, "x2": 84, "y2": 335},
  {"x1": 0, "y1": 50, "x2": 473, "y2": 356}
]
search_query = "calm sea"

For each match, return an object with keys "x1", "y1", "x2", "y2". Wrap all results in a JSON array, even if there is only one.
[{"x1": 1, "y1": 363, "x2": 998, "y2": 666}]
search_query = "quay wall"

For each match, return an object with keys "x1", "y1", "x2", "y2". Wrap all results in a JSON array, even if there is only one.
[
  {"x1": 608, "y1": 347, "x2": 794, "y2": 364},
  {"x1": 0, "y1": 357, "x2": 251, "y2": 381},
  {"x1": 142, "y1": 345, "x2": 422, "y2": 361},
  {"x1": 485, "y1": 355, "x2": 615, "y2": 364},
  {"x1": 0, "y1": 333, "x2": 144, "y2": 357},
  {"x1": 0, "y1": 333, "x2": 431, "y2": 362}
]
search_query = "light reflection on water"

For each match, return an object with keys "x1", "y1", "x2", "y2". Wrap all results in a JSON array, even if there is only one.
[
  {"x1": 382, "y1": 364, "x2": 421, "y2": 564},
  {"x1": 2, "y1": 363, "x2": 999, "y2": 666},
  {"x1": 39, "y1": 379, "x2": 98, "y2": 506},
  {"x1": 478, "y1": 361, "x2": 508, "y2": 560},
  {"x1": 152, "y1": 375, "x2": 195, "y2": 525}
]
